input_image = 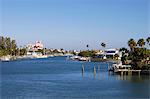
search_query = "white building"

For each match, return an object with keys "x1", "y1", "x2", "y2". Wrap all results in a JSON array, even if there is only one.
[
  {"x1": 105, "y1": 49, "x2": 119, "y2": 55},
  {"x1": 27, "y1": 41, "x2": 44, "y2": 55},
  {"x1": 104, "y1": 49, "x2": 121, "y2": 59},
  {"x1": 27, "y1": 41, "x2": 44, "y2": 51}
]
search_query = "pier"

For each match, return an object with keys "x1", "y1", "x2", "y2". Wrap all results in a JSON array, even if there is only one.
[
  {"x1": 81, "y1": 63, "x2": 109, "y2": 78},
  {"x1": 108, "y1": 63, "x2": 150, "y2": 75},
  {"x1": 114, "y1": 69, "x2": 141, "y2": 76},
  {"x1": 81, "y1": 62, "x2": 150, "y2": 77}
]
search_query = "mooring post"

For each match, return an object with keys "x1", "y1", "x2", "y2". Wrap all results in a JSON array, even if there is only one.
[
  {"x1": 82, "y1": 64, "x2": 84, "y2": 77},
  {"x1": 98, "y1": 64, "x2": 100, "y2": 79},
  {"x1": 121, "y1": 71, "x2": 123, "y2": 76},
  {"x1": 98, "y1": 64, "x2": 100, "y2": 71},
  {"x1": 138, "y1": 70, "x2": 140, "y2": 77},
  {"x1": 124, "y1": 71, "x2": 126, "y2": 75},
  {"x1": 94, "y1": 66, "x2": 96, "y2": 73},
  {"x1": 128, "y1": 69, "x2": 130, "y2": 75},
  {"x1": 82, "y1": 65, "x2": 84, "y2": 73},
  {"x1": 94, "y1": 66, "x2": 96, "y2": 78},
  {"x1": 131, "y1": 71, "x2": 132, "y2": 75},
  {"x1": 108, "y1": 63, "x2": 111, "y2": 75},
  {"x1": 108, "y1": 63, "x2": 109, "y2": 71}
]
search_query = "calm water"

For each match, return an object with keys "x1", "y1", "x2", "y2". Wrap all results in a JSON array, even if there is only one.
[{"x1": 0, "y1": 56, "x2": 149, "y2": 99}]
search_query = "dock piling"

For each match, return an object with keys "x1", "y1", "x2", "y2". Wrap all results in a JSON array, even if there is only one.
[
  {"x1": 121, "y1": 71, "x2": 123, "y2": 76},
  {"x1": 98, "y1": 65, "x2": 100, "y2": 71},
  {"x1": 138, "y1": 71, "x2": 140, "y2": 77},
  {"x1": 108, "y1": 63, "x2": 109, "y2": 71},
  {"x1": 82, "y1": 64, "x2": 85, "y2": 77},
  {"x1": 94, "y1": 66, "x2": 96, "y2": 73},
  {"x1": 94, "y1": 66, "x2": 96, "y2": 78},
  {"x1": 82, "y1": 65, "x2": 84, "y2": 73}
]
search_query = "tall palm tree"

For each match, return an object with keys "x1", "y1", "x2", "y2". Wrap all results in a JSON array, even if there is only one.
[
  {"x1": 101, "y1": 42, "x2": 106, "y2": 59},
  {"x1": 101, "y1": 42, "x2": 106, "y2": 48},
  {"x1": 11, "y1": 40, "x2": 17, "y2": 55},
  {"x1": 128, "y1": 38, "x2": 136, "y2": 51},
  {"x1": 86, "y1": 44, "x2": 89, "y2": 50},
  {"x1": 119, "y1": 47, "x2": 128, "y2": 52},
  {"x1": 146, "y1": 37, "x2": 150, "y2": 46},
  {"x1": 137, "y1": 38, "x2": 145, "y2": 48},
  {"x1": 0, "y1": 36, "x2": 5, "y2": 50},
  {"x1": 5, "y1": 37, "x2": 11, "y2": 54}
]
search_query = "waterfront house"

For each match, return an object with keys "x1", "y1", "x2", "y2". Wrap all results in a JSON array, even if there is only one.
[
  {"x1": 26, "y1": 41, "x2": 44, "y2": 55},
  {"x1": 105, "y1": 49, "x2": 121, "y2": 59}
]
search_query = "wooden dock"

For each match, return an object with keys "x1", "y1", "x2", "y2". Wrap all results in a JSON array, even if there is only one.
[
  {"x1": 108, "y1": 63, "x2": 150, "y2": 75},
  {"x1": 114, "y1": 69, "x2": 141, "y2": 76}
]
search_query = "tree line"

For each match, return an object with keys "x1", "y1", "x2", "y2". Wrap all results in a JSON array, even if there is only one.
[
  {"x1": 0, "y1": 36, "x2": 27, "y2": 57},
  {"x1": 122, "y1": 37, "x2": 150, "y2": 70}
]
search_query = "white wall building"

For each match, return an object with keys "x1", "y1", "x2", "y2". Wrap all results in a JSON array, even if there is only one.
[
  {"x1": 27, "y1": 41, "x2": 44, "y2": 55},
  {"x1": 27, "y1": 41, "x2": 44, "y2": 51},
  {"x1": 104, "y1": 49, "x2": 121, "y2": 59},
  {"x1": 105, "y1": 49, "x2": 119, "y2": 55}
]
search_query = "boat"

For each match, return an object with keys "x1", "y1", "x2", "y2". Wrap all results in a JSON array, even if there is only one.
[
  {"x1": 1, "y1": 56, "x2": 11, "y2": 62},
  {"x1": 79, "y1": 57, "x2": 91, "y2": 62},
  {"x1": 70, "y1": 56, "x2": 91, "y2": 62},
  {"x1": 70, "y1": 56, "x2": 81, "y2": 60},
  {"x1": 48, "y1": 55, "x2": 54, "y2": 57},
  {"x1": 109, "y1": 62, "x2": 131, "y2": 72},
  {"x1": 36, "y1": 55, "x2": 48, "y2": 59},
  {"x1": 33, "y1": 54, "x2": 48, "y2": 59}
]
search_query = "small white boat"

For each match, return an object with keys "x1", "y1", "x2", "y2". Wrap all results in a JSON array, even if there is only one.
[
  {"x1": 48, "y1": 55, "x2": 54, "y2": 57},
  {"x1": 70, "y1": 56, "x2": 81, "y2": 60},
  {"x1": 1, "y1": 56, "x2": 10, "y2": 62},
  {"x1": 31, "y1": 52, "x2": 48, "y2": 59},
  {"x1": 36, "y1": 55, "x2": 48, "y2": 59},
  {"x1": 79, "y1": 57, "x2": 91, "y2": 62},
  {"x1": 110, "y1": 62, "x2": 131, "y2": 72}
]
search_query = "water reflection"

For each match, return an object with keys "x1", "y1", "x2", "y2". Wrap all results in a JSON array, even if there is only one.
[
  {"x1": 81, "y1": 63, "x2": 149, "y2": 83},
  {"x1": 81, "y1": 65, "x2": 106, "y2": 80},
  {"x1": 116, "y1": 74, "x2": 150, "y2": 83},
  {"x1": 81, "y1": 65, "x2": 84, "y2": 78},
  {"x1": 93, "y1": 66, "x2": 96, "y2": 79},
  {"x1": 2, "y1": 57, "x2": 150, "y2": 98}
]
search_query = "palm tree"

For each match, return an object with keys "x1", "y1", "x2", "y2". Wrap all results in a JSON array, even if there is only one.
[
  {"x1": 86, "y1": 44, "x2": 89, "y2": 50},
  {"x1": 137, "y1": 38, "x2": 145, "y2": 48},
  {"x1": 119, "y1": 47, "x2": 129, "y2": 57},
  {"x1": 11, "y1": 40, "x2": 17, "y2": 55},
  {"x1": 101, "y1": 42, "x2": 106, "y2": 58},
  {"x1": 5, "y1": 37, "x2": 11, "y2": 55},
  {"x1": 0, "y1": 36, "x2": 5, "y2": 50},
  {"x1": 128, "y1": 38, "x2": 136, "y2": 51},
  {"x1": 119, "y1": 47, "x2": 128, "y2": 53},
  {"x1": 146, "y1": 37, "x2": 150, "y2": 46},
  {"x1": 101, "y1": 42, "x2": 106, "y2": 48}
]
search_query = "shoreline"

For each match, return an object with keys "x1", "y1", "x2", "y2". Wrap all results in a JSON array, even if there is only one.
[{"x1": 1, "y1": 55, "x2": 149, "y2": 76}]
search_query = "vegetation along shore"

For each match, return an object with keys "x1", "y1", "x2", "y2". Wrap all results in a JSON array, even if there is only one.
[{"x1": 0, "y1": 36, "x2": 150, "y2": 74}]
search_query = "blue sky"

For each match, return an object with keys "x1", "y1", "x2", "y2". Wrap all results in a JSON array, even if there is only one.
[{"x1": 1, "y1": 0, "x2": 149, "y2": 50}]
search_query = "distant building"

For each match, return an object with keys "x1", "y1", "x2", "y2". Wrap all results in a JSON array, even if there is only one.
[
  {"x1": 105, "y1": 49, "x2": 119, "y2": 55},
  {"x1": 27, "y1": 41, "x2": 44, "y2": 51},
  {"x1": 94, "y1": 50, "x2": 104, "y2": 55},
  {"x1": 94, "y1": 49, "x2": 121, "y2": 59},
  {"x1": 105, "y1": 49, "x2": 121, "y2": 59},
  {"x1": 27, "y1": 41, "x2": 44, "y2": 55}
]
